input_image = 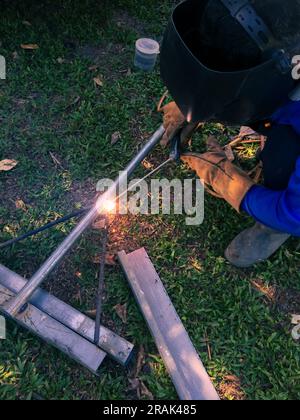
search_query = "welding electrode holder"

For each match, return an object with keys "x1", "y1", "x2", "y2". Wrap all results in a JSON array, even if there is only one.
[{"x1": 169, "y1": 131, "x2": 182, "y2": 162}]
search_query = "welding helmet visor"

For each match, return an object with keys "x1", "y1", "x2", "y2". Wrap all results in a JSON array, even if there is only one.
[{"x1": 160, "y1": 0, "x2": 296, "y2": 125}]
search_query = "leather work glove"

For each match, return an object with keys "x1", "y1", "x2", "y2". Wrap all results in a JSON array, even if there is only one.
[
  {"x1": 181, "y1": 136, "x2": 255, "y2": 212},
  {"x1": 160, "y1": 101, "x2": 200, "y2": 147}
]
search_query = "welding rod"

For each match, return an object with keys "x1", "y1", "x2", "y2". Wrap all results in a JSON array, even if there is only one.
[
  {"x1": 94, "y1": 219, "x2": 108, "y2": 345},
  {"x1": 0, "y1": 208, "x2": 89, "y2": 249},
  {"x1": 4, "y1": 125, "x2": 165, "y2": 317}
]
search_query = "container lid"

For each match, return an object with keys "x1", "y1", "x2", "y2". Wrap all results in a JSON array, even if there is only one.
[{"x1": 136, "y1": 38, "x2": 160, "y2": 55}]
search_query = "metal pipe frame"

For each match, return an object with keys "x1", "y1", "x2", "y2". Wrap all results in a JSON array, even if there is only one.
[
  {"x1": 0, "y1": 264, "x2": 134, "y2": 365},
  {"x1": 4, "y1": 125, "x2": 165, "y2": 317}
]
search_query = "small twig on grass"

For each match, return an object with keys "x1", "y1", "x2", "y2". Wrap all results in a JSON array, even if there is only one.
[
  {"x1": 204, "y1": 332, "x2": 212, "y2": 361},
  {"x1": 49, "y1": 152, "x2": 64, "y2": 169}
]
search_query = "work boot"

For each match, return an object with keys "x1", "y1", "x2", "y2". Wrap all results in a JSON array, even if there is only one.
[{"x1": 225, "y1": 223, "x2": 290, "y2": 268}]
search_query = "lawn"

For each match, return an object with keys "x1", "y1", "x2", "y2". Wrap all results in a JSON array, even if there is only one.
[{"x1": 0, "y1": 0, "x2": 300, "y2": 400}]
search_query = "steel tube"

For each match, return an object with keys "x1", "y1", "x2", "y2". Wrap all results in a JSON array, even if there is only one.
[
  {"x1": 0, "y1": 264, "x2": 134, "y2": 365},
  {"x1": 4, "y1": 125, "x2": 165, "y2": 317}
]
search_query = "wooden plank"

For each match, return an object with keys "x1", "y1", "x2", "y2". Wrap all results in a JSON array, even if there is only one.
[
  {"x1": 0, "y1": 284, "x2": 106, "y2": 373},
  {"x1": 118, "y1": 248, "x2": 219, "y2": 401},
  {"x1": 0, "y1": 264, "x2": 134, "y2": 366}
]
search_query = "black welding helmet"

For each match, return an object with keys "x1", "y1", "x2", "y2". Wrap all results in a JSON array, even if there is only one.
[{"x1": 160, "y1": 0, "x2": 297, "y2": 125}]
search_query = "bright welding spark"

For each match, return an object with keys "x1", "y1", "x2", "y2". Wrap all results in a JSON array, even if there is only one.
[
  {"x1": 96, "y1": 197, "x2": 117, "y2": 214},
  {"x1": 187, "y1": 109, "x2": 193, "y2": 123},
  {"x1": 101, "y1": 199, "x2": 116, "y2": 214}
]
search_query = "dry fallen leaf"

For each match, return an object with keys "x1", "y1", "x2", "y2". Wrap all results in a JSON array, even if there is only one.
[
  {"x1": 93, "y1": 76, "x2": 103, "y2": 87},
  {"x1": 224, "y1": 144, "x2": 235, "y2": 162},
  {"x1": 20, "y1": 44, "x2": 39, "y2": 50},
  {"x1": 292, "y1": 314, "x2": 300, "y2": 325},
  {"x1": 191, "y1": 258, "x2": 203, "y2": 272},
  {"x1": 219, "y1": 374, "x2": 245, "y2": 400},
  {"x1": 15, "y1": 199, "x2": 27, "y2": 211},
  {"x1": 142, "y1": 159, "x2": 154, "y2": 170},
  {"x1": 12, "y1": 51, "x2": 19, "y2": 60},
  {"x1": 113, "y1": 303, "x2": 127, "y2": 323},
  {"x1": 292, "y1": 324, "x2": 300, "y2": 341},
  {"x1": 251, "y1": 279, "x2": 277, "y2": 302},
  {"x1": 134, "y1": 345, "x2": 145, "y2": 377},
  {"x1": 105, "y1": 254, "x2": 117, "y2": 266},
  {"x1": 89, "y1": 65, "x2": 99, "y2": 72},
  {"x1": 85, "y1": 309, "x2": 97, "y2": 319},
  {"x1": 127, "y1": 378, "x2": 140, "y2": 392},
  {"x1": 127, "y1": 378, "x2": 153, "y2": 400},
  {"x1": 140, "y1": 381, "x2": 154, "y2": 400},
  {"x1": 92, "y1": 218, "x2": 107, "y2": 230},
  {"x1": 239, "y1": 126, "x2": 257, "y2": 137},
  {"x1": 111, "y1": 131, "x2": 122, "y2": 145},
  {"x1": 0, "y1": 159, "x2": 18, "y2": 172},
  {"x1": 224, "y1": 374, "x2": 240, "y2": 382},
  {"x1": 57, "y1": 57, "x2": 66, "y2": 64},
  {"x1": 22, "y1": 20, "x2": 32, "y2": 27},
  {"x1": 127, "y1": 346, "x2": 153, "y2": 400},
  {"x1": 92, "y1": 253, "x2": 117, "y2": 266}
]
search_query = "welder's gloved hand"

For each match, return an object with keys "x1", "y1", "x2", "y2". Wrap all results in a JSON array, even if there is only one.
[
  {"x1": 160, "y1": 101, "x2": 198, "y2": 147},
  {"x1": 181, "y1": 136, "x2": 255, "y2": 212}
]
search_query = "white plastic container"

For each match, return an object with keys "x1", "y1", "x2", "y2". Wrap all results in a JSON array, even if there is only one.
[{"x1": 134, "y1": 38, "x2": 160, "y2": 71}]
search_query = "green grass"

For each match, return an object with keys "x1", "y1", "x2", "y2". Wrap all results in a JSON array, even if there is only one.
[{"x1": 0, "y1": 0, "x2": 300, "y2": 400}]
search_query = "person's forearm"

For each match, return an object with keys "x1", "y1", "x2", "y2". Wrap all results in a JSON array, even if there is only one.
[
  {"x1": 242, "y1": 184, "x2": 300, "y2": 236},
  {"x1": 242, "y1": 156, "x2": 300, "y2": 236}
]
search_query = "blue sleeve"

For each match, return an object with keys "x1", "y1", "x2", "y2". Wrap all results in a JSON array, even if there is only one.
[{"x1": 241, "y1": 158, "x2": 300, "y2": 236}]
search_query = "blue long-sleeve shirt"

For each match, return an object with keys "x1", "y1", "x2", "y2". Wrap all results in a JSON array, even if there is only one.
[{"x1": 241, "y1": 98, "x2": 300, "y2": 236}]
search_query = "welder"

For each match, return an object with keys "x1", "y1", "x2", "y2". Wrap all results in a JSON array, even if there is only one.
[{"x1": 160, "y1": 0, "x2": 300, "y2": 268}]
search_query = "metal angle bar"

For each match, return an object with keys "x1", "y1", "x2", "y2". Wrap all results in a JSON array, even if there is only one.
[
  {"x1": 0, "y1": 264, "x2": 134, "y2": 366},
  {"x1": 0, "y1": 284, "x2": 106, "y2": 374},
  {"x1": 4, "y1": 125, "x2": 165, "y2": 317},
  {"x1": 118, "y1": 248, "x2": 220, "y2": 401}
]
